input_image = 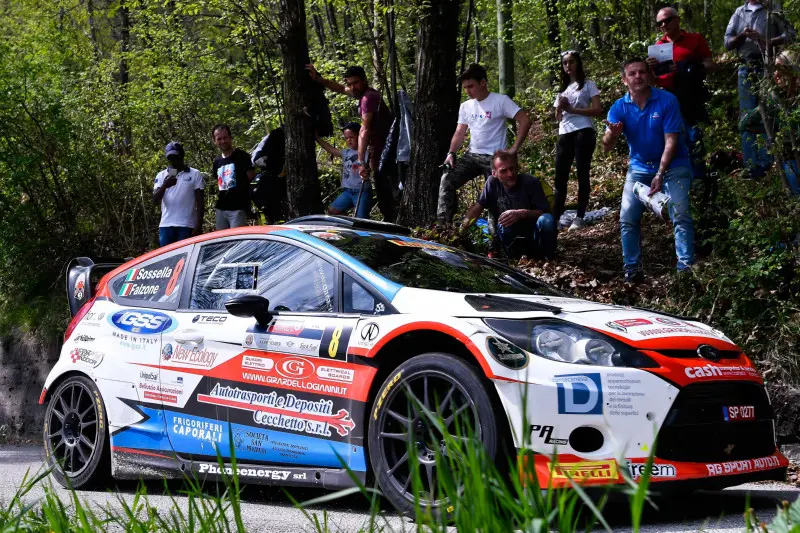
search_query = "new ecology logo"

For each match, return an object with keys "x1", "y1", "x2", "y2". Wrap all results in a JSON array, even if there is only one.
[{"x1": 109, "y1": 310, "x2": 176, "y2": 334}]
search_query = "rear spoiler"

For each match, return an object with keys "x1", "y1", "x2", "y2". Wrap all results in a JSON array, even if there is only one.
[{"x1": 66, "y1": 257, "x2": 126, "y2": 316}]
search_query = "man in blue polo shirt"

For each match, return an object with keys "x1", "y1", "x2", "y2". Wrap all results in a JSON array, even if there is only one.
[{"x1": 603, "y1": 58, "x2": 695, "y2": 283}]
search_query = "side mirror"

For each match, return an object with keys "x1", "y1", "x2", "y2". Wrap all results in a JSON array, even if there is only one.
[{"x1": 225, "y1": 295, "x2": 272, "y2": 327}]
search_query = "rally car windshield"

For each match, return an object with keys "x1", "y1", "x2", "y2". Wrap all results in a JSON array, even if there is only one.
[{"x1": 311, "y1": 230, "x2": 561, "y2": 295}]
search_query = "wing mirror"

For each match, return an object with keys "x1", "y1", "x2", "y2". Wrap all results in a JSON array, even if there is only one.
[{"x1": 225, "y1": 295, "x2": 272, "y2": 327}]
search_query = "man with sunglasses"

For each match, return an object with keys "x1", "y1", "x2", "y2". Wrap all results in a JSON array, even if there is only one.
[{"x1": 647, "y1": 7, "x2": 714, "y2": 183}]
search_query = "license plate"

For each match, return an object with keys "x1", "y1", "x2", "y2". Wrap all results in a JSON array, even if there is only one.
[{"x1": 722, "y1": 405, "x2": 755, "y2": 421}]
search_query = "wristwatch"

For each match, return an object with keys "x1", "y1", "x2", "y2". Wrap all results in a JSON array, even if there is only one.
[
  {"x1": 355, "y1": 160, "x2": 364, "y2": 166},
  {"x1": 447, "y1": 151, "x2": 456, "y2": 157}
]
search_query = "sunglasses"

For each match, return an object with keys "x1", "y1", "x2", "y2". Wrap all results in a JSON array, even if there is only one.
[{"x1": 656, "y1": 15, "x2": 676, "y2": 27}]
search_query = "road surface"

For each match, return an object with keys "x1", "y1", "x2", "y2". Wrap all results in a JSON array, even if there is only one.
[{"x1": 0, "y1": 445, "x2": 796, "y2": 532}]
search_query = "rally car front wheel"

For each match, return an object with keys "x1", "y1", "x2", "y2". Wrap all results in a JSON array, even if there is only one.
[
  {"x1": 43, "y1": 375, "x2": 110, "y2": 488},
  {"x1": 367, "y1": 353, "x2": 498, "y2": 516}
]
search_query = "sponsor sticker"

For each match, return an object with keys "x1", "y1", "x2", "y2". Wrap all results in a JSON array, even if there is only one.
[
  {"x1": 613, "y1": 318, "x2": 653, "y2": 328},
  {"x1": 310, "y1": 231, "x2": 343, "y2": 241},
  {"x1": 723, "y1": 405, "x2": 755, "y2": 421},
  {"x1": 705, "y1": 455, "x2": 781, "y2": 476},
  {"x1": 198, "y1": 384, "x2": 355, "y2": 437},
  {"x1": 554, "y1": 373, "x2": 603, "y2": 415},
  {"x1": 486, "y1": 337, "x2": 528, "y2": 370},
  {"x1": 69, "y1": 348, "x2": 104, "y2": 368},
  {"x1": 143, "y1": 391, "x2": 178, "y2": 404},
  {"x1": 605, "y1": 322, "x2": 627, "y2": 333},
  {"x1": 234, "y1": 427, "x2": 270, "y2": 454},
  {"x1": 74, "y1": 273, "x2": 86, "y2": 300},
  {"x1": 627, "y1": 462, "x2": 677, "y2": 479},
  {"x1": 165, "y1": 344, "x2": 218, "y2": 368},
  {"x1": 193, "y1": 315, "x2": 228, "y2": 325},
  {"x1": 552, "y1": 460, "x2": 618, "y2": 481},
  {"x1": 242, "y1": 355, "x2": 275, "y2": 372},
  {"x1": 197, "y1": 462, "x2": 292, "y2": 480},
  {"x1": 277, "y1": 358, "x2": 315, "y2": 379},
  {"x1": 387, "y1": 239, "x2": 448, "y2": 251},
  {"x1": 74, "y1": 334, "x2": 95, "y2": 343},
  {"x1": 684, "y1": 364, "x2": 760, "y2": 379},
  {"x1": 172, "y1": 415, "x2": 223, "y2": 443},
  {"x1": 110, "y1": 310, "x2": 176, "y2": 334},
  {"x1": 317, "y1": 366, "x2": 355, "y2": 383},
  {"x1": 530, "y1": 424, "x2": 568, "y2": 446}
]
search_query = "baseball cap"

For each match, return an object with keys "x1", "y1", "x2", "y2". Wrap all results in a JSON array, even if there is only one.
[{"x1": 165, "y1": 141, "x2": 184, "y2": 158}]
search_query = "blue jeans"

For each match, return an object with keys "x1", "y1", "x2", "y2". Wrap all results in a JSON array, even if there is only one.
[
  {"x1": 738, "y1": 66, "x2": 772, "y2": 177},
  {"x1": 620, "y1": 167, "x2": 695, "y2": 272},
  {"x1": 330, "y1": 184, "x2": 373, "y2": 219},
  {"x1": 497, "y1": 213, "x2": 557, "y2": 258},
  {"x1": 781, "y1": 159, "x2": 800, "y2": 195},
  {"x1": 686, "y1": 123, "x2": 707, "y2": 181},
  {"x1": 159, "y1": 226, "x2": 193, "y2": 247}
]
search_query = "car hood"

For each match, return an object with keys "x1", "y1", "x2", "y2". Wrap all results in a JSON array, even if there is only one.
[{"x1": 390, "y1": 288, "x2": 735, "y2": 346}]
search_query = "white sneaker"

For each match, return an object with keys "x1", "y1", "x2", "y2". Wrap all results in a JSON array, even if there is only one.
[{"x1": 569, "y1": 217, "x2": 586, "y2": 231}]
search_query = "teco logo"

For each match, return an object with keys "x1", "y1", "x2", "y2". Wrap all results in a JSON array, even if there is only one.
[
  {"x1": 277, "y1": 358, "x2": 315, "y2": 379},
  {"x1": 361, "y1": 322, "x2": 379, "y2": 342}
]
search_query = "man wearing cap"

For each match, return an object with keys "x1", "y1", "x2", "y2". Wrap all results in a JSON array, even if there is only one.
[{"x1": 153, "y1": 142, "x2": 205, "y2": 247}]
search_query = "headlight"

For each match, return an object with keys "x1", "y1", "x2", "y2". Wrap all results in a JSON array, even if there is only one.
[{"x1": 484, "y1": 319, "x2": 657, "y2": 368}]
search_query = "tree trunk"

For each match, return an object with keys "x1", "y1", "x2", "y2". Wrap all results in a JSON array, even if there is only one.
[
  {"x1": 474, "y1": 9, "x2": 481, "y2": 63},
  {"x1": 496, "y1": 0, "x2": 515, "y2": 97},
  {"x1": 398, "y1": 0, "x2": 463, "y2": 226},
  {"x1": 460, "y1": 0, "x2": 474, "y2": 75},
  {"x1": 704, "y1": 0, "x2": 713, "y2": 44},
  {"x1": 279, "y1": 0, "x2": 323, "y2": 217},
  {"x1": 544, "y1": 0, "x2": 560, "y2": 81}
]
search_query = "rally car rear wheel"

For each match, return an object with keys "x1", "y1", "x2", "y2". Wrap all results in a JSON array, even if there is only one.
[
  {"x1": 367, "y1": 353, "x2": 498, "y2": 516},
  {"x1": 43, "y1": 375, "x2": 110, "y2": 488}
]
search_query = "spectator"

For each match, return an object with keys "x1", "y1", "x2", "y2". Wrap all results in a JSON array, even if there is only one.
[
  {"x1": 437, "y1": 64, "x2": 532, "y2": 224},
  {"x1": 725, "y1": 0, "x2": 795, "y2": 178},
  {"x1": 212, "y1": 124, "x2": 255, "y2": 229},
  {"x1": 462, "y1": 150, "x2": 556, "y2": 259},
  {"x1": 152, "y1": 142, "x2": 204, "y2": 247},
  {"x1": 316, "y1": 122, "x2": 373, "y2": 218},
  {"x1": 553, "y1": 51, "x2": 602, "y2": 231},
  {"x1": 305, "y1": 64, "x2": 395, "y2": 220},
  {"x1": 648, "y1": 7, "x2": 715, "y2": 182},
  {"x1": 603, "y1": 59, "x2": 695, "y2": 282},
  {"x1": 740, "y1": 50, "x2": 800, "y2": 194}
]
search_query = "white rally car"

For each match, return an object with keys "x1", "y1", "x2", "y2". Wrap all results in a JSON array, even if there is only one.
[{"x1": 43, "y1": 215, "x2": 787, "y2": 515}]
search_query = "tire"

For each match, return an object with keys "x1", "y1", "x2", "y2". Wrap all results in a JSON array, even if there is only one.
[
  {"x1": 367, "y1": 353, "x2": 498, "y2": 517},
  {"x1": 43, "y1": 375, "x2": 110, "y2": 489}
]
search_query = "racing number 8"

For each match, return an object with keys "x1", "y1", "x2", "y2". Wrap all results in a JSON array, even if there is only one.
[{"x1": 328, "y1": 326, "x2": 343, "y2": 358}]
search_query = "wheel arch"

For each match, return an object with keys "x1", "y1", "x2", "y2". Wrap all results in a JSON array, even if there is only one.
[
  {"x1": 41, "y1": 370, "x2": 93, "y2": 406},
  {"x1": 363, "y1": 328, "x2": 514, "y2": 473}
]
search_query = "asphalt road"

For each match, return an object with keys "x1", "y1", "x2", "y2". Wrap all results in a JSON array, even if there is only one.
[{"x1": 0, "y1": 445, "x2": 797, "y2": 532}]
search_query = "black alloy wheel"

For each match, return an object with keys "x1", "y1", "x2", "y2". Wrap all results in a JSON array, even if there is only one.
[
  {"x1": 43, "y1": 375, "x2": 109, "y2": 488},
  {"x1": 368, "y1": 353, "x2": 498, "y2": 516}
]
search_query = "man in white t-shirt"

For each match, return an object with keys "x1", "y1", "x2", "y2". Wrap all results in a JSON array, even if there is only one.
[
  {"x1": 437, "y1": 64, "x2": 531, "y2": 223},
  {"x1": 153, "y1": 142, "x2": 205, "y2": 247}
]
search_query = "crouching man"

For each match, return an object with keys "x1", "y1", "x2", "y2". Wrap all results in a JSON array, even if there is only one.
[{"x1": 462, "y1": 150, "x2": 556, "y2": 259}]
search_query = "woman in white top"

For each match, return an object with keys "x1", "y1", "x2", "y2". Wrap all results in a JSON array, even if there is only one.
[{"x1": 553, "y1": 51, "x2": 603, "y2": 230}]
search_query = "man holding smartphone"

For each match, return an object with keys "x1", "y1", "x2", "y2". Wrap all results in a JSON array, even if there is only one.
[{"x1": 153, "y1": 141, "x2": 205, "y2": 247}]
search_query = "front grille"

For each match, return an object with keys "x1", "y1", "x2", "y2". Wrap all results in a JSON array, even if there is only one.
[
  {"x1": 650, "y1": 349, "x2": 742, "y2": 360},
  {"x1": 657, "y1": 382, "x2": 776, "y2": 462}
]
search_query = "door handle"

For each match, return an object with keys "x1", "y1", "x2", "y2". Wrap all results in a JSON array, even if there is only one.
[{"x1": 173, "y1": 330, "x2": 204, "y2": 345}]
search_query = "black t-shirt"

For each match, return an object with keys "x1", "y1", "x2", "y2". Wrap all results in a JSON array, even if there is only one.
[
  {"x1": 213, "y1": 148, "x2": 254, "y2": 211},
  {"x1": 478, "y1": 173, "x2": 550, "y2": 221}
]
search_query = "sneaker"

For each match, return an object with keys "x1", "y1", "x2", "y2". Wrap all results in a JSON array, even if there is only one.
[
  {"x1": 624, "y1": 269, "x2": 645, "y2": 284},
  {"x1": 569, "y1": 217, "x2": 586, "y2": 231}
]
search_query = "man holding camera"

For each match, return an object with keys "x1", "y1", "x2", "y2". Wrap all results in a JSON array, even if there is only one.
[{"x1": 153, "y1": 141, "x2": 205, "y2": 247}]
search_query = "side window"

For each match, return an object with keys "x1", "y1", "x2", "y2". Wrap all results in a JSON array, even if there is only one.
[
  {"x1": 343, "y1": 274, "x2": 387, "y2": 315},
  {"x1": 190, "y1": 239, "x2": 337, "y2": 313},
  {"x1": 111, "y1": 250, "x2": 188, "y2": 307}
]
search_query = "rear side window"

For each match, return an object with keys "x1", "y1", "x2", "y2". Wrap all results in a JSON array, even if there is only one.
[
  {"x1": 111, "y1": 251, "x2": 188, "y2": 307},
  {"x1": 190, "y1": 239, "x2": 336, "y2": 313}
]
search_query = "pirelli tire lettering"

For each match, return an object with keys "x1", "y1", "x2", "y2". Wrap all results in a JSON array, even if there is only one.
[{"x1": 373, "y1": 371, "x2": 402, "y2": 420}]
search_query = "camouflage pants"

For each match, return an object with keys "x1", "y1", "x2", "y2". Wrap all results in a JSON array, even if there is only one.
[{"x1": 436, "y1": 152, "x2": 493, "y2": 223}]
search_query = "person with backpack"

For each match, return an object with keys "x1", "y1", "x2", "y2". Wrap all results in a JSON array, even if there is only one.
[{"x1": 553, "y1": 51, "x2": 602, "y2": 231}]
